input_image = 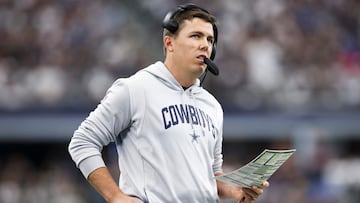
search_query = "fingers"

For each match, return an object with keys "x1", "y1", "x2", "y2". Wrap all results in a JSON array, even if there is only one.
[
  {"x1": 261, "y1": 181, "x2": 270, "y2": 188},
  {"x1": 242, "y1": 193, "x2": 255, "y2": 203},
  {"x1": 243, "y1": 187, "x2": 262, "y2": 200},
  {"x1": 235, "y1": 181, "x2": 269, "y2": 203},
  {"x1": 240, "y1": 192, "x2": 256, "y2": 203},
  {"x1": 241, "y1": 181, "x2": 269, "y2": 202}
]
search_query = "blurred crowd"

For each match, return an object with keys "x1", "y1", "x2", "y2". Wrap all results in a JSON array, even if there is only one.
[
  {"x1": 2, "y1": 139, "x2": 360, "y2": 203},
  {"x1": 1, "y1": 0, "x2": 360, "y2": 203},
  {"x1": 1, "y1": 0, "x2": 360, "y2": 112},
  {"x1": 0, "y1": 144, "x2": 90, "y2": 203},
  {"x1": 212, "y1": 0, "x2": 360, "y2": 113},
  {"x1": 0, "y1": 0, "x2": 161, "y2": 110}
]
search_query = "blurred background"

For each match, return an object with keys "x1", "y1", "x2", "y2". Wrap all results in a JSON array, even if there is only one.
[{"x1": 1, "y1": 0, "x2": 360, "y2": 202}]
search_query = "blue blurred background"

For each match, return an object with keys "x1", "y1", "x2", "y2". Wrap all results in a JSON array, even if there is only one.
[{"x1": 1, "y1": 0, "x2": 360, "y2": 202}]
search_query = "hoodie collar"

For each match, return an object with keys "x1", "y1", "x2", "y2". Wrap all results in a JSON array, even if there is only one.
[{"x1": 142, "y1": 61, "x2": 201, "y2": 92}]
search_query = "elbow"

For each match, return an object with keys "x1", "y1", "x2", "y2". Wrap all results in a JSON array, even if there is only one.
[
  {"x1": 67, "y1": 131, "x2": 104, "y2": 167},
  {"x1": 68, "y1": 135, "x2": 78, "y2": 163}
]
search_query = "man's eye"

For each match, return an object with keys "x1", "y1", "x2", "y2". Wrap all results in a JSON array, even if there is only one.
[{"x1": 191, "y1": 34, "x2": 200, "y2": 38}]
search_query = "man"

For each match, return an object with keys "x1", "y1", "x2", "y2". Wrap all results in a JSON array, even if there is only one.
[{"x1": 68, "y1": 3, "x2": 268, "y2": 203}]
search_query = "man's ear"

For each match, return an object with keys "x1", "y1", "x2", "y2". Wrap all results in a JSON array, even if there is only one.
[{"x1": 164, "y1": 35, "x2": 174, "y2": 52}]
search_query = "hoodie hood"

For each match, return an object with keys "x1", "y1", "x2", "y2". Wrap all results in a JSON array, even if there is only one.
[{"x1": 141, "y1": 61, "x2": 202, "y2": 93}]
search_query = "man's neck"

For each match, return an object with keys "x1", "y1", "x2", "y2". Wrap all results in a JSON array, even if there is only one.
[{"x1": 164, "y1": 60, "x2": 196, "y2": 88}]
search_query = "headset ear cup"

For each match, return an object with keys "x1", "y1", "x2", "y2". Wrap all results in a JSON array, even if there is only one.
[
  {"x1": 163, "y1": 20, "x2": 178, "y2": 33},
  {"x1": 162, "y1": 11, "x2": 179, "y2": 33}
]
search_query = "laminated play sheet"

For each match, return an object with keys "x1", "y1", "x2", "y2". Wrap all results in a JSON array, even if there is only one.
[{"x1": 216, "y1": 149, "x2": 296, "y2": 188}]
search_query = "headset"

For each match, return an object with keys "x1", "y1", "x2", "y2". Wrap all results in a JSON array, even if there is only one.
[{"x1": 162, "y1": 3, "x2": 218, "y2": 62}]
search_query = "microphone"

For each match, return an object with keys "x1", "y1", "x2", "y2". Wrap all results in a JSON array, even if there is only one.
[{"x1": 204, "y1": 57, "x2": 219, "y2": 76}]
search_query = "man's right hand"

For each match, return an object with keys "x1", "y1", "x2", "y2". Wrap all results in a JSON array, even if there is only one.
[{"x1": 87, "y1": 167, "x2": 141, "y2": 203}]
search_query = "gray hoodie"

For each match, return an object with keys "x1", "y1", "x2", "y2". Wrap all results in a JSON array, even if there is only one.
[{"x1": 68, "y1": 61, "x2": 224, "y2": 203}]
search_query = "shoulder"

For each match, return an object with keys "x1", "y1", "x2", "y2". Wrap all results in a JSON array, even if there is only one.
[
  {"x1": 109, "y1": 62, "x2": 160, "y2": 88},
  {"x1": 125, "y1": 61, "x2": 164, "y2": 86}
]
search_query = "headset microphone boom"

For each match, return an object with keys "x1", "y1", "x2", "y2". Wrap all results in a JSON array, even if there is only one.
[{"x1": 204, "y1": 57, "x2": 219, "y2": 76}]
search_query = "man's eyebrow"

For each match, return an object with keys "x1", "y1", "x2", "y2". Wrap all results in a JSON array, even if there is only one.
[
  {"x1": 190, "y1": 31, "x2": 204, "y2": 35},
  {"x1": 190, "y1": 31, "x2": 214, "y2": 39}
]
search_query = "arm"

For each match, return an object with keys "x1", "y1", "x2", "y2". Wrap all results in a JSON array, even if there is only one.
[
  {"x1": 88, "y1": 167, "x2": 139, "y2": 203},
  {"x1": 68, "y1": 79, "x2": 135, "y2": 202},
  {"x1": 213, "y1": 107, "x2": 269, "y2": 202},
  {"x1": 216, "y1": 172, "x2": 269, "y2": 203}
]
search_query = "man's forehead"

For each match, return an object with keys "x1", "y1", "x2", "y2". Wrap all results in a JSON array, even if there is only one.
[{"x1": 180, "y1": 18, "x2": 214, "y2": 35}]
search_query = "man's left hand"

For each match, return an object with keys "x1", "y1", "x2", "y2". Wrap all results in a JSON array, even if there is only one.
[{"x1": 233, "y1": 181, "x2": 270, "y2": 203}]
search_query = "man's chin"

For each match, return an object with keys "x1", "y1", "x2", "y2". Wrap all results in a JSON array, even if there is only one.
[{"x1": 193, "y1": 67, "x2": 206, "y2": 77}]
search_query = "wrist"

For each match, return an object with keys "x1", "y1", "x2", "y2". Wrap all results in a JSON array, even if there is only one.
[{"x1": 107, "y1": 191, "x2": 127, "y2": 203}]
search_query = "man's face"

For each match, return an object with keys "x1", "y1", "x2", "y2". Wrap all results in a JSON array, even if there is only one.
[{"x1": 172, "y1": 18, "x2": 214, "y2": 76}]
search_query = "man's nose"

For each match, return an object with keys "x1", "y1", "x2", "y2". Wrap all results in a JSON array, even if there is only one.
[{"x1": 200, "y1": 38, "x2": 210, "y2": 52}]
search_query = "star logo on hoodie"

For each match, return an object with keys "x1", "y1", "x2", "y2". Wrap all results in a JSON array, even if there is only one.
[{"x1": 190, "y1": 132, "x2": 200, "y2": 143}]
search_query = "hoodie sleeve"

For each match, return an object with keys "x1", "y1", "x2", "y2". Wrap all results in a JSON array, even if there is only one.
[
  {"x1": 68, "y1": 79, "x2": 132, "y2": 178},
  {"x1": 212, "y1": 105, "x2": 224, "y2": 175}
]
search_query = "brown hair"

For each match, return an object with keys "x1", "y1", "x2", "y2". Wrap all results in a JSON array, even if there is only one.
[{"x1": 163, "y1": 9, "x2": 216, "y2": 38}]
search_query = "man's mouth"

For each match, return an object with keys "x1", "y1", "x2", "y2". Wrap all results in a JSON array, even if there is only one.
[{"x1": 196, "y1": 55, "x2": 206, "y2": 62}]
